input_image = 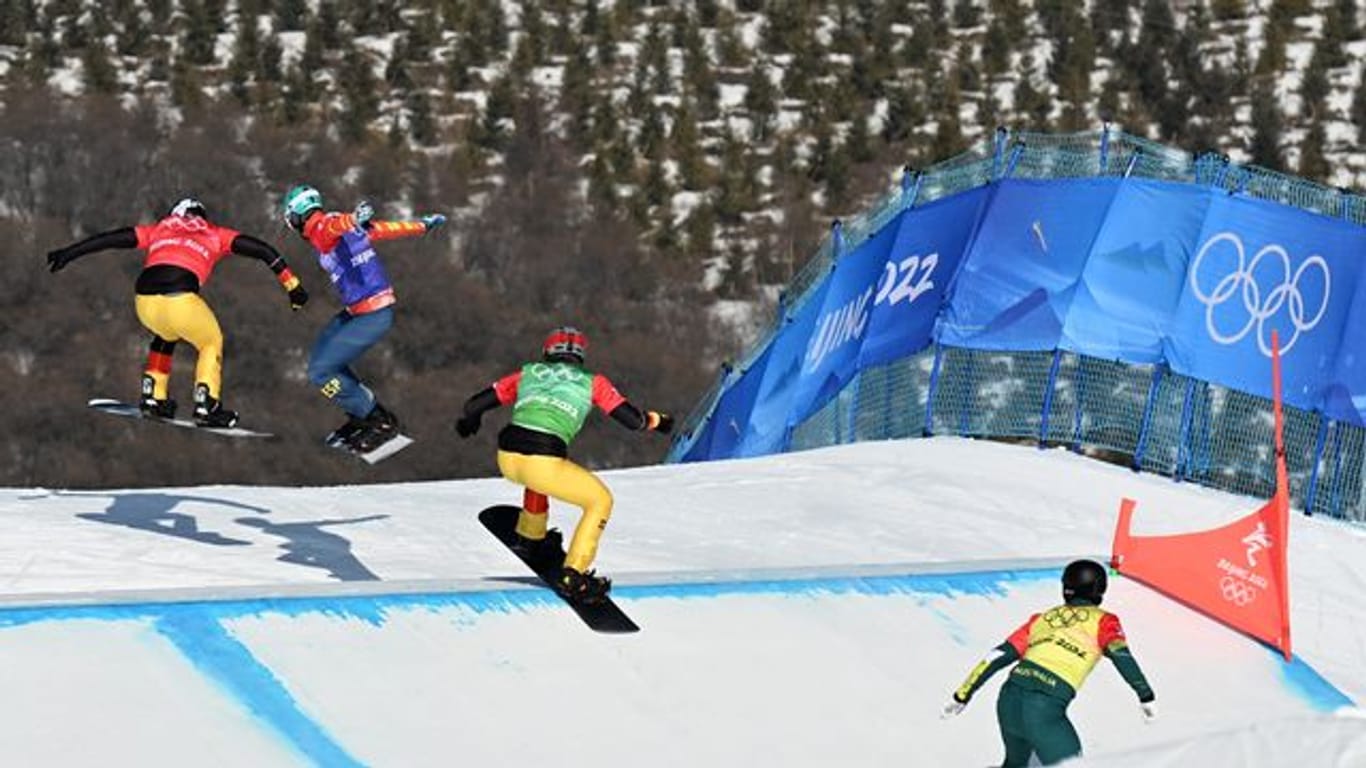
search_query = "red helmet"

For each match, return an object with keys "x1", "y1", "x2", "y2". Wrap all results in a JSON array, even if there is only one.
[{"x1": 543, "y1": 326, "x2": 587, "y2": 363}]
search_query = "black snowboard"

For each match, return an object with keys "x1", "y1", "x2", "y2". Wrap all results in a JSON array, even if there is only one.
[
  {"x1": 479, "y1": 505, "x2": 639, "y2": 634},
  {"x1": 88, "y1": 398, "x2": 276, "y2": 439}
]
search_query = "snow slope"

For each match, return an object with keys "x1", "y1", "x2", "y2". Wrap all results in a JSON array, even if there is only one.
[{"x1": 1, "y1": 437, "x2": 1363, "y2": 766}]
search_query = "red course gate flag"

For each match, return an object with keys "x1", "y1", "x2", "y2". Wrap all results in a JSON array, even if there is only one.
[{"x1": 1110, "y1": 332, "x2": 1292, "y2": 661}]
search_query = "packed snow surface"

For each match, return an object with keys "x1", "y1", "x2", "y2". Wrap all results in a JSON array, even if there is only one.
[{"x1": 1, "y1": 437, "x2": 1362, "y2": 766}]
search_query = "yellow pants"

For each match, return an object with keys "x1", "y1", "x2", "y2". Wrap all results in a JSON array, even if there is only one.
[
  {"x1": 134, "y1": 294, "x2": 224, "y2": 398},
  {"x1": 496, "y1": 450, "x2": 613, "y2": 573}
]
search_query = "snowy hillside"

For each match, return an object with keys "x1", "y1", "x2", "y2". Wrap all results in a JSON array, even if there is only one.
[{"x1": 2, "y1": 436, "x2": 1363, "y2": 765}]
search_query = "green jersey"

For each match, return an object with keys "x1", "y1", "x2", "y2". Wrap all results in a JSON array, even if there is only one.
[{"x1": 510, "y1": 362, "x2": 597, "y2": 444}]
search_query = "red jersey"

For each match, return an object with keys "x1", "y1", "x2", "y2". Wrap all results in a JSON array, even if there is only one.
[{"x1": 135, "y1": 215, "x2": 240, "y2": 287}]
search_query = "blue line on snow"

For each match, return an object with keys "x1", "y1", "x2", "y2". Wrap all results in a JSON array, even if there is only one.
[
  {"x1": 0, "y1": 566, "x2": 1352, "y2": 745},
  {"x1": 154, "y1": 613, "x2": 364, "y2": 768}
]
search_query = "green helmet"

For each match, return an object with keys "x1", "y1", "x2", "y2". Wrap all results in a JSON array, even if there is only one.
[{"x1": 283, "y1": 184, "x2": 323, "y2": 231}]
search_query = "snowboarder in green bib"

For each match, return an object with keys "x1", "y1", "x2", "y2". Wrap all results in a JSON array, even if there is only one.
[
  {"x1": 942, "y1": 560, "x2": 1157, "y2": 766},
  {"x1": 454, "y1": 326, "x2": 673, "y2": 602}
]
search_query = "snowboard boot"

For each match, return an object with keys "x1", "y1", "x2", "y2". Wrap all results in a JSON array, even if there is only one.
[
  {"x1": 192, "y1": 383, "x2": 240, "y2": 429},
  {"x1": 512, "y1": 528, "x2": 563, "y2": 565},
  {"x1": 139, "y1": 374, "x2": 177, "y2": 419},
  {"x1": 557, "y1": 566, "x2": 611, "y2": 604},
  {"x1": 326, "y1": 414, "x2": 368, "y2": 448},
  {"x1": 349, "y1": 402, "x2": 399, "y2": 453}
]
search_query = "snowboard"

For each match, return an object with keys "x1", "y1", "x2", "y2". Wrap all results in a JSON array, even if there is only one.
[
  {"x1": 88, "y1": 398, "x2": 276, "y2": 439},
  {"x1": 479, "y1": 505, "x2": 639, "y2": 634},
  {"x1": 324, "y1": 431, "x2": 414, "y2": 465}
]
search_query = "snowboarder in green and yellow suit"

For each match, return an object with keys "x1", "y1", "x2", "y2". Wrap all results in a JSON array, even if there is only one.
[
  {"x1": 455, "y1": 326, "x2": 674, "y2": 603},
  {"x1": 942, "y1": 559, "x2": 1157, "y2": 767}
]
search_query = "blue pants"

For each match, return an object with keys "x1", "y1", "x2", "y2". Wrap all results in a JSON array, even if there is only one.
[{"x1": 307, "y1": 308, "x2": 394, "y2": 418}]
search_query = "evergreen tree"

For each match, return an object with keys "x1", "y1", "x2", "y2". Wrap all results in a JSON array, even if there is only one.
[
  {"x1": 685, "y1": 202, "x2": 716, "y2": 261},
  {"x1": 982, "y1": 16, "x2": 1010, "y2": 77},
  {"x1": 883, "y1": 85, "x2": 913, "y2": 144},
  {"x1": 671, "y1": 99, "x2": 707, "y2": 191},
  {"x1": 561, "y1": 43, "x2": 594, "y2": 151},
  {"x1": 846, "y1": 112, "x2": 874, "y2": 164},
  {"x1": 1301, "y1": 43, "x2": 1330, "y2": 116},
  {"x1": 148, "y1": 40, "x2": 171, "y2": 83},
  {"x1": 116, "y1": 2, "x2": 149, "y2": 57},
  {"x1": 317, "y1": 0, "x2": 341, "y2": 50},
  {"x1": 475, "y1": 74, "x2": 515, "y2": 151},
  {"x1": 448, "y1": 35, "x2": 475, "y2": 91},
  {"x1": 953, "y1": 0, "x2": 981, "y2": 28},
  {"x1": 715, "y1": 130, "x2": 754, "y2": 224},
  {"x1": 608, "y1": 134, "x2": 635, "y2": 178},
  {"x1": 407, "y1": 89, "x2": 436, "y2": 146},
  {"x1": 933, "y1": 70, "x2": 966, "y2": 158},
  {"x1": 642, "y1": 156, "x2": 671, "y2": 209},
  {"x1": 587, "y1": 151, "x2": 618, "y2": 218},
  {"x1": 170, "y1": 54, "x2": 203, "y2": 109},
  {"x1": 338, "y1": 42, "x2": 380, "y2": 144},
  {"x1": 824, "y1": 138, "x2": 852, "y2": 210},
  {"x1": 1336, "y1": 0, "x2": 1361, "y2": 41},
  {"x1": 1211, "y1": 0, "x2": 1246, "y2": 20},
  {"x1": 1353, "y1": 64, "x2": 1366, "y2": 143},
  {"x1": 0, "y1": 0, "x2": 25, "y2": 45},
  {"x1": 228, "y1": 10, "x2": 260, "y2": 105},
  {"x1": 683, "y1": 15, "x2": 718, "y2": 119},
  {"x1": 260, "y1": 32, "x2": 283, "y2": 84},
  {"x1": 148, "y1": 0, "x2": 172, "y2": 26},
  {"x1": 81, "y1": 34, "x2": 118, "y2": 94},
  {"x1": 1013, "y1": 53, "x2": 1051, "y2": 130},
  {"x1": 1298, "y1": 119, "x2": 1328, "y2": 182},
  {"x1": 181, "y1": 0, "x2": 217, "y2": 65},
  {"x1": 521, "y1": 0, "x2": 547, "y2": 67},
  {"x1": 1256, "y1": 9, "x2": 1288, "y2": 75},
  {"x1": 276, "y1": 0, "x2": 308, "y2": 31},
  {"x1": 639, "y1": 106, "x2": 666, "y2": 162},
  {"x1": 1249, "y1": 80, "x2": 1284, "y2": 170},
  {"x1": 745, "y1": 64, "x2": 777, "y2": 142}
]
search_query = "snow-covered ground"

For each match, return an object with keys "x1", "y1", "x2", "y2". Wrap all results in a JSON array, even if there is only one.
[{"x1": 1, "y1": 437, "x2": 1363, "y2": 766}]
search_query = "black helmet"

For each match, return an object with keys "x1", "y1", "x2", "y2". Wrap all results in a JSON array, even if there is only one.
[
  {"x1": 1062, "y1": 559, "x2": 1108, "y2": 606},
  {"x1": 169, "y1": 197, "x2": 207, "y2": 219}
]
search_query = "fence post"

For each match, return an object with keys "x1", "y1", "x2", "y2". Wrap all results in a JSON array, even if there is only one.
[
  {"x1": 1304, "y1": 418, "x2": 1330, "y2": 516},
  {"x1": 1071, "y1": 354, "x2": 1086, "y2": 451},
  {"x1": 1133, "y1": 365, "x2": 1163, "y2": 470},
  {"x1": 991, "y1": 127, "x2": 1008, "y2": 180},
  {"x1": 1003, "y1": 141, "x2": 1025, "y2": 178},
  {"x1": 959, "y1": 349, "x2": 975, "y2": 436},
  {"x1": 1175, "y1": 378, "x2": 1197, "y2": 482},
  {"x1": 1039, "y1": 350, "x2": 1062, "y2": 447},
  {"x1": 924, "y1": 344, "x2": 944, "y2": 436},
  {"x1": 1123, "y1": 150, "x2": 1142, "y2": 178},
  {"x1": 1098, "y1": 122, "x2": 1111, "y2": 174},
  {"x1": 1329, "y1": 424, "x2": 1346, "y2": 517},
  {"x1": 845, "y1": 373, "x2": 861, "y2": 444}
]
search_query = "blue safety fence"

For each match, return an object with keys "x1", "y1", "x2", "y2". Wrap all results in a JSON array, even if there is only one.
[{"x1": 671, "y1": 127, "x2": 1366, "y2": 524}]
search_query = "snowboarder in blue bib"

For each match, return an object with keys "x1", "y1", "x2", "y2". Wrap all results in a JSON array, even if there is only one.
[{"x1": 282, "y1": 184, "x2": 446, "y2": 454}]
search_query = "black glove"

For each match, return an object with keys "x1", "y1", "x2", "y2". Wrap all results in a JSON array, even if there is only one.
[
  {"x1": 455, "y1": 414, "x2": 481, "y2": 438},
  {"x1": 287, "y1": 285, "x2": 309, "y2": 310},
  {"x1": 651, "y1": 411, "x2": 675, "y2": 435},
  {"x1": 46, "y1": 248, "x2": 75, "y2": 273}
]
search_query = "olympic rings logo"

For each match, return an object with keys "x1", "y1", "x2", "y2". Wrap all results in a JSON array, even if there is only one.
[
  {"x1": 1219, "y1": 576, "x2": 1258, "y2": 607},
  {"x1": 1043, "y1": 607, "x2": 1090, "y2": 628},
  {"x1": 527, "y1": 363, "x2": 586, "y2": 383},
  {"x1": 1189, "y1": 232, "x2": 1331, "y2": 356}
]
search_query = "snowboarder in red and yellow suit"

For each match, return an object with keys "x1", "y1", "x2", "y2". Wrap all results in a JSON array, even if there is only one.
[
  {"x1": 942, "y1": 559, "x2": 1157, "y2": 767},
  {"x1": 45, "y1": 197, "x2": 308, "y2": 427},
  {"x1": 454, "y1": 327, "x2": 673, "y2": 602}
]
